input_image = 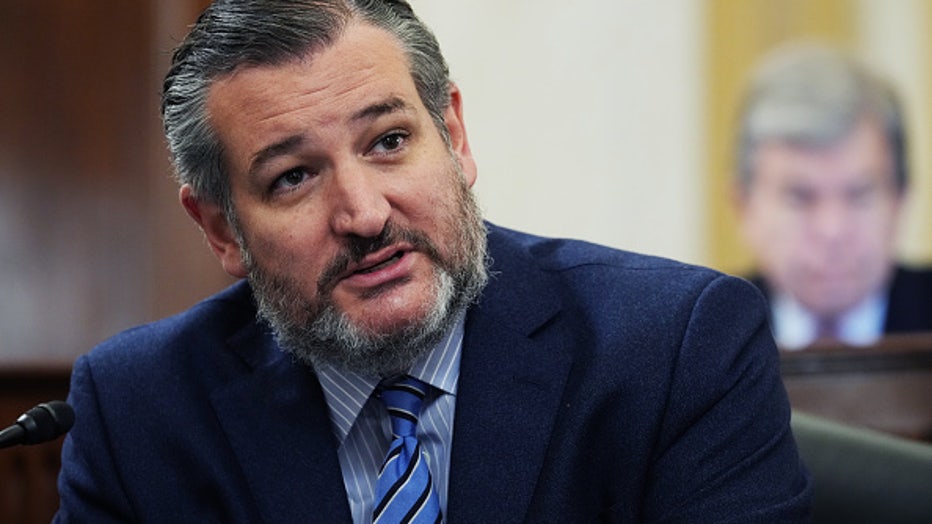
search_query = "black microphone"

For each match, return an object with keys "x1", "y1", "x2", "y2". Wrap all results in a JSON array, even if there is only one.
[{"x1": 0, "y1": 400, "x2": 75, "y2": 449}]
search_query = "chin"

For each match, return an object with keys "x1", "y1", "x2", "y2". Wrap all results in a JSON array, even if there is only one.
[
  {"x1": 803, "y1": 295, "x2": 858, "y2": 317},
  {"x1": 348, "y1": 306, "x2": 432, "y2": 338},
  {"x1": 341, "y1": 282, "x2": 436, "y2": 327}
]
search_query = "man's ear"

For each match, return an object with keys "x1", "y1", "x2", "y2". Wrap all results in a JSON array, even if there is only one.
[
  {"x1": 179, "y1": 184, "x2": 248, "y2": 278},
  {"x1": 731, "y1": 180, "x2": 750, "y2": 220},
  {"x1": 732, "y1": 179, "x2": 765, "y2": 250},
  {"x1": 444, "y1": 83, "x2": 477, "y2": 188}
]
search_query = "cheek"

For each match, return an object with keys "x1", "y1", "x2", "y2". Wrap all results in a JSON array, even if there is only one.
[
  {"x1": 745, "y1": 207, "x2": 794, "y2": 250},
  {"x1": 744, "y1": 215, "x2": 809, "y2": 277},
  {"x1": 850, "y1": 205, "x2": 900, "y2": 248},
  {"x1": 856, "y1": 224, "x2": 898, "y2": 265},
  {"x1": 402, "y1": 163, "x2": 461, "y2": 223},
  {"x1": 240, "y1": 216, "x2": 329, "y2": 276}
]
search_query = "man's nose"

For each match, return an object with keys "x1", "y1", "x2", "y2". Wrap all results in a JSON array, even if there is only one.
[
  {"x1": 327, "y1": 164, "x2": 391, "y2": 238},
  {"x1": 810, "y1": 199, "x2": 850, "y2": 241}
]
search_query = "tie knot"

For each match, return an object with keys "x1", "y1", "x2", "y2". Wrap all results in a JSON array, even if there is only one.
[
  {"x1": 379, "y1": 376, "x2": 428, "y2": 439},
  {"x1": 814, "y1": 315, "x2": 840, "y2": 343}
]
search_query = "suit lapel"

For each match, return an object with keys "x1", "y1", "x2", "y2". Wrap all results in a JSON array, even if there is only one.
[
  {"x1": 210, "y1": 322, "x2": 352, "y2": 523},
  {"x1": 447, "y1": 228, "x2": 574, "y2": 523}
]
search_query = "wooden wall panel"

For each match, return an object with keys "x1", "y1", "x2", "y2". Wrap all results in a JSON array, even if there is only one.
[
  {"x1": 1, "y1": 3, "x2": 227, "y2": 521},
  {"x1": 0, "y1": 366, "x2": 71, "y2": 524},
  {"x1": 0, "y1": 1, "x2": 230, "y2": 366}
]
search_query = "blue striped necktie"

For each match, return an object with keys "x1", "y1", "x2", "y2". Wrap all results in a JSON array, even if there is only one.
[{"x1": 372, "y1": 376, "x2": 442, "y2": 524}]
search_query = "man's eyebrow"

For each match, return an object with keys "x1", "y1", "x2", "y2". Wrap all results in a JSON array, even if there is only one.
[
  {"x1": 351, "y1": 96, "x2": 414, "y2": 123},
  {"x1": 248, "y1": 134, "x2": 305, "y2": 179}
]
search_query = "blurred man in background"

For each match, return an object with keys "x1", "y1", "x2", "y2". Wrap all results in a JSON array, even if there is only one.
[{"x1": 734, "y1": 43, "x2": 932, "y2": 350}]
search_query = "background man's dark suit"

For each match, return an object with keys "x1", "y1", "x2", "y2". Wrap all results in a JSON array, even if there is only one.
[
  {"x1": 56, "y1": 225, "x2": 812, "y2": 522},
  {"x1": 749, "y1": 266, "x2": 932, "y2": 335}
]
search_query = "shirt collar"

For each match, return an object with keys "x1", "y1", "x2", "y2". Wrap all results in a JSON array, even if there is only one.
[
  {"x1": 772, "y1": 291, "x2": 887, "y2": 350},
  {"x1": 315, "y1": 311, "x2": 465, "y2": 445}
]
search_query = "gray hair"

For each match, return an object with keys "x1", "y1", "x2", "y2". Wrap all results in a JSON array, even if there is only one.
[
  {"x1": 736, "y1": 43, "x2": 907, "y2": 192},
  {"x1": 161, "y1": 0, "x2": 452, "y2": 217}
]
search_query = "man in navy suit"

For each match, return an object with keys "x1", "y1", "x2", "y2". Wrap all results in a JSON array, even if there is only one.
[
  {"x1": 56, "y1": 1, "x2": 811, "y2": 521},
  {"x1": 733, "y1": 43, "x2": 932, "y2": 350}
]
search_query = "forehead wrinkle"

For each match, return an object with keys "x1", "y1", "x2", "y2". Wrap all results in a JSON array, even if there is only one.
[
  {"x1": 245, "y1": 54, "x2": 402, "y2": 126},
  {"x1": 351, "y1": 96, "x2": 414, "y2": 123},
  {"x1": 208, "y1": 22, "x2": 424, "y2": 183}
]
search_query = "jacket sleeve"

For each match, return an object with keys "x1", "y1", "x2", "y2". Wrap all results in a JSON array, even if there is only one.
[{"x1": 54, "y1": 354, "x2": 136, "y2": 523}]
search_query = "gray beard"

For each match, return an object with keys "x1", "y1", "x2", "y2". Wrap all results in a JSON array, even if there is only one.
[
  {"x1": 252, "y1": 245, "x2": 481, "y2": 378},
  {"x1": 237, "y1": 168, "x2": 489, "y2": 378}
]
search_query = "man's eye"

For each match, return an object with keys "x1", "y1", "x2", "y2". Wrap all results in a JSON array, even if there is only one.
[
  {"x1": 784, "y1": 187, "x2": 816, "y2": 208},
  {"x1": 371, "y1": 131, "x2": 408, "y2": 154},
  {"x1": 271, "y1": 168, "x2": 310, "y2": 192},
  {"x1": 845, "y1": 185, "x2": 877, "y2": 207}
]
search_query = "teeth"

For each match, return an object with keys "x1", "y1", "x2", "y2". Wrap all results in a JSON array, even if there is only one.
[{"x1": 358, "y1": 252, "x2": 402, "y2": 274}]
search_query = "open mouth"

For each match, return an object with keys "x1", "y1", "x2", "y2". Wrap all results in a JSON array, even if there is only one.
[{"x1": 356, "y1": 251, "x2": 404, "y2": 275}]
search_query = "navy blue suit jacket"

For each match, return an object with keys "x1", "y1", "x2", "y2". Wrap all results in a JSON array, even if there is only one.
[{"x1": 56, "y1": 225, "x2": 812, "y2": 522}]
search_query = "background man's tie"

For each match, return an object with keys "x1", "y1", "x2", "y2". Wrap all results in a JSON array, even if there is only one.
[
  {"x1": 373, "y1": 376, "x2": 442, "y2": 524},
  {"x1": 812, "y1": 315, "x2": 841, "y2": 347}
]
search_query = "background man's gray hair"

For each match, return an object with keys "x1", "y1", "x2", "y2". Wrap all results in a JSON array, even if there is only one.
[
  {"x1": 735, "y1": 42, "x2": 907, "y2": 192},
  {"x1": 161, "y1": 0, "x2": 452, "y2": 220}
]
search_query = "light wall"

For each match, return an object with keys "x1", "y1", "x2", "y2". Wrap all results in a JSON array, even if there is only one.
[
  {"x1": 857, "y1": 0, "x2": 932, "y2": 267},
  {"x1": 410, "y1": 0, "x2": 706, "y2": 264},
  {"x1": 410, "y1": 1, "x2": 932, "y2": 272}
]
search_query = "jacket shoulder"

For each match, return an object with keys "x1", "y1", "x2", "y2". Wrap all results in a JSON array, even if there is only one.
[
  {"x1": 488, "y1": 224, "x2": 735, "y2": 294},
  {"x1": 81, "y1": 280, "x2": 259, "y2": 378},
  {"x1": 484, "y1": 224, "x2": 768, "y2": 344}
]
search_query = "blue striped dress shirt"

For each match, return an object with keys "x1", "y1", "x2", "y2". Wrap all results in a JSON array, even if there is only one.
[{"x1": 316, "y1": 312, "x2": 464, "y2": 523}]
